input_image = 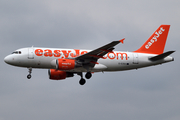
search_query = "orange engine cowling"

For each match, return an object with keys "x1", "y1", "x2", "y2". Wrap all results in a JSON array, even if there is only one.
[
  {"x1": 48, "y1": 69, "x2": 74, "y2": 80},
  {"x1": 56, "y1": 59, "x2": 75, "y2": 70}
]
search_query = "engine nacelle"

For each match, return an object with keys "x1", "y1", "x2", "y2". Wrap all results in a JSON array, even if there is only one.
[
  {"x1": 57, "y1": 59, "x2": 75, "y2": 70},
  {"x1": 48, "y1": 69, "x2": 74, "y2": 80},
  {"x1": 51, "y1": 59, "x2": 82, "y2": 70}
]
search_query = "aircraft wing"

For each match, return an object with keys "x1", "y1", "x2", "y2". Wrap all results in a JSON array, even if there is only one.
[{"x1": 75, "y1": 38, "x2": 125, "y2": 64}]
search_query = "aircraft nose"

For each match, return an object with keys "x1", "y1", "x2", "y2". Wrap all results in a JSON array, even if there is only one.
[{"x1": 4, "y1": 55, "x2": 12, "y2": 64}]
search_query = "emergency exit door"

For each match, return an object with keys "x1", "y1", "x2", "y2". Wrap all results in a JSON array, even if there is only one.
[
  {"x1": 133, "y1": 53, "x2": 138, "y2": 64},
  {"x1": 28, "y1": 48, "x2": 34, "y2": 59}
]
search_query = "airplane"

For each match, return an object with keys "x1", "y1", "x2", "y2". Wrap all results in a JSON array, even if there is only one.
[{"x1": 4, "y1": 25, "x2": 175, "y2": 85}]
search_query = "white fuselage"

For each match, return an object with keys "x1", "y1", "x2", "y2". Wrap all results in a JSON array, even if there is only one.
[{"x1": 4, "y1": 47, "x2": 174, "y2": 72}]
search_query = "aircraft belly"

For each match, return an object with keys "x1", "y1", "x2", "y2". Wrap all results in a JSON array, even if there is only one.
[{"x1": 98, "y1": 58, "x2": 134, "y2": 71}]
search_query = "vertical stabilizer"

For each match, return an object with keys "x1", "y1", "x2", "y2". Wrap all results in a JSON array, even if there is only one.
[{"x1": 134, "y1": 25, "x2": 170, "y2": 54}]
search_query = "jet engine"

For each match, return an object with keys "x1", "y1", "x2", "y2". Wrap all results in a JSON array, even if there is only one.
[
  {"x1": 48, "y1": 69, "x2": 74, "y2": 80},
  {"x1": 51, "y1": 59, "x2": 82, "y2": 70},
  {"x1": 57, "y1": 59, "x2": 75, "y2": 70}
]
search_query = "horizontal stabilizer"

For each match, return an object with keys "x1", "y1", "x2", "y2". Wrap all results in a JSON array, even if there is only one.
[{"x1": 149, "y1": 51, "x2": 175, "y2": 61}]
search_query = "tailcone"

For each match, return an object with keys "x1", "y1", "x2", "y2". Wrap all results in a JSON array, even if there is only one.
[{"x1": 164, "y1": 56, "x2": 174, "y2": 62}]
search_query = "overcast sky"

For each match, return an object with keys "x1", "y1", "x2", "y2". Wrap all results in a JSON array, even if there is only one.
[{"x1": 0, "y1": 0, "x2": 180, "y2": 120}]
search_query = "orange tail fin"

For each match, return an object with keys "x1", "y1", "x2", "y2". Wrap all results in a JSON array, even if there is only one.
[{"x1": 134, "y1": 25, "x2": 170, "y2": 54}]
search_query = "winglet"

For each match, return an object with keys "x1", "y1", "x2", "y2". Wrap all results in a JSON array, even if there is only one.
[{"x1": 119, "y1": 38, "x2": 125, "y2": 44}]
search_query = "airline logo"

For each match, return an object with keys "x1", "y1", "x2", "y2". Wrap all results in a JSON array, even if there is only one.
[
  {"x1": 34, "y1": 49, "x2": 128, "y2": 60},
  {"x1": 145, "y1": 27, "x2": 165, "y2": 49},
  {"x1": 62, "y1": 63, "x2": 72, "y2": 65}
]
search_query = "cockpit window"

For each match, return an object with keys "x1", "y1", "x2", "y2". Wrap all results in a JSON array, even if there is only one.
[
  {"x1": 12, "y1": 51, "x2": 18, "y2": 54},
  {"x1": 12, "y1": 51, "x2": 22, "y2": 54}
]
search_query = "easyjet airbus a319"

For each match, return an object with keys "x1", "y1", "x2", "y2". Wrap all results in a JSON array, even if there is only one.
[{"x1": 4, "y1": 25, "x2": 175, "y2": 85}]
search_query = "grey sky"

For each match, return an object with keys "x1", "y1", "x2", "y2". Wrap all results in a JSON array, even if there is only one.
[{"x1": 0, "y1": 0, "x2": 180, "y2": 120}]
